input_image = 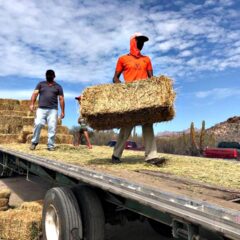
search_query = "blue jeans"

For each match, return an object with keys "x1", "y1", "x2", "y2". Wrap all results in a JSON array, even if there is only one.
[{"x1": 31, "y1": 108, "x2": 58, "y2": 148}]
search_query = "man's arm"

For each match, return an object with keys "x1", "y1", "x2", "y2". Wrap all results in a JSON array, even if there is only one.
[
  {"x1": 29, "y1": 90, "x2": 39, "y2": 112},
  {"x1": 59, "y1": 95, "x2": 65, "y2": 119},
  {"x1": 147, "y1": 70, "x2": 153, "y2": 78},
  {"x1": 113, "y1": 71, "x2": 122, "y2": 83}
]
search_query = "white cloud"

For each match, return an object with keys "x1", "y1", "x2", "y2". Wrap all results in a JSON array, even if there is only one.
[
  {"x1": 0, "y1": 0, "x2": 239, "y2": 84},
  {"x1": 0, "y1": 89, "x2": 79, "y2": 99},
  {"x1": 195, "y1": 88, "x2": 240, "y2": 99}
]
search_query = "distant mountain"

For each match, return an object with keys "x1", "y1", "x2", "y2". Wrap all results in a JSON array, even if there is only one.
[
  {"x1": 157, "y1": 128, "x2": 200, "y2": 137},
  {"x1": 207, "y1": 116, "x2": 240, "y2": 143}
]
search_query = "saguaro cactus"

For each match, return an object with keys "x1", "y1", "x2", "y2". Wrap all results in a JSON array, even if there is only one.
[
  {"x1": 190, "y1": 122, "x2": 199, "y2": 155},
  {"x1": 199, "y1": 120, "x2": 206, "y2": 154}
]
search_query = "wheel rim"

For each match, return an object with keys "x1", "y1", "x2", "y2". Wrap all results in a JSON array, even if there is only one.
[{"x1": 45, "y1": 204, "x2": 60, "y2": 240}]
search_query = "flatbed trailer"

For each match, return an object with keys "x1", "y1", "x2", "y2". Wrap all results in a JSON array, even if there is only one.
[{"x1": 1, "y1": 145, "x2": 240, "y2": 240}]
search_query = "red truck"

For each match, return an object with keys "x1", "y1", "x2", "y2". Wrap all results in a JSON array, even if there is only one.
[
  {"x1": 204, "y1": 141, "x2": 240, "y2": 160},
  {"x1": 107, "y1": 140, "x2": 144, "y2": 151}
]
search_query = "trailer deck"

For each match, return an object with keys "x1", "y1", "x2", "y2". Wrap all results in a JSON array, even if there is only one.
[{"x1": 1, "y1": 144, "x2": 240, "y2": 239}]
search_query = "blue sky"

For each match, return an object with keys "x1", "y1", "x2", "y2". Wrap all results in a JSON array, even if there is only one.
[{"x1": 0, "y1": 0, "x2": 239, "y2": 134}]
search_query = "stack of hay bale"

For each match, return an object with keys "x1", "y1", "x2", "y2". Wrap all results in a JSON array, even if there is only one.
[
  {"x1": 0, "y1": 201, "x2": 42, "y2": 240},
  {"x1": 0, "y1": 99, "x2": 73, "y2": 144},
  {"x1": 80, "y1": 75, "x2": 176, "y2": 130},
  {"x1": 0, "y1": 189, "x2": 11, "y2": 211}
]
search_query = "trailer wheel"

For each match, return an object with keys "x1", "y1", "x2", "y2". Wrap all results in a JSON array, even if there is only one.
[
  {"x1": 42, "y1": 187, "x2": 83, "y2": 240},
  {"x1": 72, "y1": 185, "x2": 105, "y2": 240},
  {"x1": 148, "y1": 219, "x2": 172, "y2": 237}
]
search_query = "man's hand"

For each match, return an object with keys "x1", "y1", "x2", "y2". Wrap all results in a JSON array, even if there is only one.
[
  {"x1": 113, "y1": 71, "x2": 122, "y2": 83},
  {"x1": 114, "y1": 78, "x2": 121, "y2": 83},
  {"x1": 29, "y1": 104, "x2": 35, "y2": 112},
  {"x1": 59, "y1": 95, "x2": 65, "y2": 119},
  {"x1": 60, "y1": 112, "x2": 65, "y2": 119},
  {"x1": 30, "y1": 91, "x2": 38, "y2": 112}
]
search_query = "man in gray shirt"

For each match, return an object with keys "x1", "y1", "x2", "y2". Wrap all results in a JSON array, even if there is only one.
[{"x1": 29, "y1": 69, "x2": 65, "y2": 150}]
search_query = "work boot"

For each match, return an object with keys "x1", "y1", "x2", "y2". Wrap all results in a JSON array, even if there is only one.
[
  {"x1": 29, "y1": 143, "x2": 37, "y2": 150},
  {"x1": 47, "y1": 147, "x2": 55, "y2": 151},
  {"x1": 145, "y1": 157, "x2": 166, "y2": 166},
  {"x1": 111, "y1": 155, "x2": 122, "y2": 164}
]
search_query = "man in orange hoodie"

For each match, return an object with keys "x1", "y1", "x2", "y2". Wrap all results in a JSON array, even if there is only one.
[{"x1": 112, "y1": 33, "x2": 165, "y2": 166}]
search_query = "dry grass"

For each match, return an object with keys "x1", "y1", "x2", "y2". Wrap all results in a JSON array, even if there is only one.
[
  {"x1": 3, "y1": 144, "x2": 240, "y2": 190},
  {"x1": 81, "y1": 75, "x2": 176, "y2": 130}
]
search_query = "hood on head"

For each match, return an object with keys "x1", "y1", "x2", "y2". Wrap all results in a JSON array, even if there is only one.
[{"x1": 130, "y1": 32, "x2": 149, "y2": 58}]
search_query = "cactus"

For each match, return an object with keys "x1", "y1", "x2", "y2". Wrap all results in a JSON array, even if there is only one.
[
  {"x1": 190, "y1": 122, "x2": 199, "y2": 155},
  {"x1": 199, "y1": 120, "x2": 206, "y2": 154}
]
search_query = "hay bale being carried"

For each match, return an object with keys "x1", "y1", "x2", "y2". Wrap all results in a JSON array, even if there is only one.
[{"x1": 81, "y1": 75, "x2": 176, "y2": 130}]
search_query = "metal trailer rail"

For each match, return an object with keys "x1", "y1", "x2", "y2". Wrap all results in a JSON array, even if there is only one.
[{"x1": 1, "y1": 146, "x2": 240, "y2": 239}]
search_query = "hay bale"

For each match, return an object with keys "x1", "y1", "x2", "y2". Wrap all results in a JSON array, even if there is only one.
[
  {"x1": 0, "y1": 198, "x2": 9, "y2": 208},
  {"x1": 81, "y1": 75, "x2": 176, "y2": 130},
  {"x1": 0, "y1": 134, "x2": 19, "y2": 143},
  {"x1": 18, "y1": 125, "x2": 33, "y2": 143},
  {"x1": 19, "y1": 200, "x2": 43, "y2": 212},
  {"x1": 0, "y1": 208, "x2": 42, "y2": 240},
  {"x1": 0, "y1": 99, "x2": 20, "y2": 111},
  {"x1": 0, "y1": 124, "x2": 23, "y2": 134},
  {"x1": 22, "y1": 117, "x2": 62, "y2": 126},
  {"x1": 0, "y1": 110, "x2": 33, "y2": 117},
  {"x1": 0, "y1": 116, "x2": 23, "y2": 126},
  {"x1": 22, "y1": 117, "x2": 34, "y2": 125},
  {"x1": 56, "y1": 125, "x2": 70, "y2": 134},
  {"x1": 0, "y1": 99, "x2": 20, "y2": 107},
  {"x1": 26, "y1": 133, "x2": 73, "y2": 144},
  {"x1": 0, "y1": 189, "x2": 11, "y2": 199},
  {"x1": 0, "y1": 206, "x2": 8, "y2": 211}
]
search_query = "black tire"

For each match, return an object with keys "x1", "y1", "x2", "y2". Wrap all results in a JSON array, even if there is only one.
[
  {"x1": 72, "y1": 185, "x2": 105, "y2": 240},
  {"x1": 148, "y1": 218, "x2": 172, "y2": 237},
  {"x1": 42, "y1": 187, "x2": 83, "y2": 240}
]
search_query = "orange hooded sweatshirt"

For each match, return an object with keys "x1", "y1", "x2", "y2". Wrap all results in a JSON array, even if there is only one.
[{"x1": 115, "y1": 35, "x2": 153, "y2": 83}]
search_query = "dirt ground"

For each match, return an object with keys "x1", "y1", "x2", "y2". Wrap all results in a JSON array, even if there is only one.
[{"x1": 0, "y1": 175, "x2": 172, "y2": 240}]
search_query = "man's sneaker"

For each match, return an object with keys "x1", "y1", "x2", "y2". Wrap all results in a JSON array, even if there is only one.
[
  {"x1": 47, "y1": 147, "x2": 55, "y2": 151},
  {"x1": 145, "y1": 157, "x2": 166, "y2": 166},
  {"x1": 29, "y1": 143, "x2": 37, "y2": 150},
  {"x1": 111, "y1": 155, "x2": 122, "y2": 164}
]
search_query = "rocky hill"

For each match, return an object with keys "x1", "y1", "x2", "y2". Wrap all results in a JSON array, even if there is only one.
[{"x1": 207, "y1": 116, "x2": 240, "y2": 143}]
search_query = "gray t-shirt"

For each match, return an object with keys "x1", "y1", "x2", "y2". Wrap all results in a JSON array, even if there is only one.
[{"x1": 35, "y1": 81, "x2": 64, "y2": 109}]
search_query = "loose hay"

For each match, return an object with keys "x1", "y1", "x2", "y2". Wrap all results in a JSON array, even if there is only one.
[
  {"x1": 81, "y1": 75, "x2": 176, "y2": 130},
  {"x1": 4, "y1": 144, "x2": 240, "y2": 190}
]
